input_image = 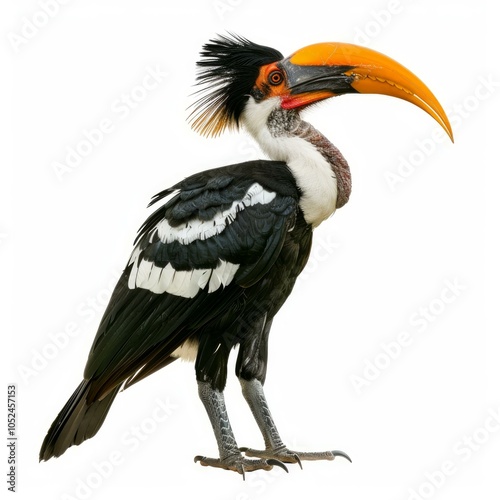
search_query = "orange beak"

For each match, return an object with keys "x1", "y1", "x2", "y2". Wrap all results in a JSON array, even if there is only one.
[{"x1": 278, "y1": 42, "x2": 453, "y2": 142}]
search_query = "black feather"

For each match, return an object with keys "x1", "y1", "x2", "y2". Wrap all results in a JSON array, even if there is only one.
[
  {"x1": 189, "y1": 33, "x2": 283, "y2": 136},
  {"x1": 40, "y1": 159, "x2": 309, "y2": 458},
  {"x1": 39, "y1": 381, "x2": 120, "y2": 461}
]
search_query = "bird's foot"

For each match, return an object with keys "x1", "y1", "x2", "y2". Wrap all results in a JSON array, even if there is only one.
[
  {"x1": 240, "y1": 446, "x2": 351, "y2": 469},
  {"x1": 194, "y1": 452, "x2": 288, "y2": 478}
]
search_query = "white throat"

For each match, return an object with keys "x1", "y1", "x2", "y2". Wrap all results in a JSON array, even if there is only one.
[{"x1": 241, "y1": 97, "x2": 338, "y2": 228}]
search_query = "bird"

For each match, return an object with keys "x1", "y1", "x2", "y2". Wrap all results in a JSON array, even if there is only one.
[{"x1": 40, "y1": 34, "x2": 453, "y2": 476}]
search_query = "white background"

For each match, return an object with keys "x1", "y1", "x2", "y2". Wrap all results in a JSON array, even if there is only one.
[{"x1": 2, "y1": 1, "x2": 499, "y2": 499}]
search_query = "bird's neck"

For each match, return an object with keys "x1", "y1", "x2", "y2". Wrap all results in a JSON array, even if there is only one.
[{"x1": 242, "y1": 99, "x2": 351, "y2": 228}]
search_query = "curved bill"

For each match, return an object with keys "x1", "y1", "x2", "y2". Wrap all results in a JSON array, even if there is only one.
[{"x1": 282, "y1": 42, "x2": 453, "y2": 142}]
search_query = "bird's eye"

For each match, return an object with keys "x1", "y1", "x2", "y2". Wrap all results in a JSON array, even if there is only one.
[{"x1": 268, "y1": 70, "x2": 284, "y2": 86}]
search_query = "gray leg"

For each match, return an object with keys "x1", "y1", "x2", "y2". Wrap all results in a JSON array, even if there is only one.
[
  {"x1": 239, "y1": 378, "x2": 351, "y2": 466},
  {"x1": 240, "y1": 378, "x2": 285, "y2": 451},
  {"x1": 194, "y1": 381, "x2": 288, "y2": 477}
]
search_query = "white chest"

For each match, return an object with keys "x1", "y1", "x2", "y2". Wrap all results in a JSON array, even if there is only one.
[{"x1": 264, "y1": 135, "x2": 338, "y2": 227}]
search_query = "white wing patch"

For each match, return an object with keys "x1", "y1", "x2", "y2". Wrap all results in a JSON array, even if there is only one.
[
  {"x1": 156, "y1": 182, "x2": 276, "y2": 245},
  {"x1": 128, "y1": 257, "x2": 239, "y2": 298},
  {"x1": 127, "y1": 182, "x2": 275, "y2": 298}
]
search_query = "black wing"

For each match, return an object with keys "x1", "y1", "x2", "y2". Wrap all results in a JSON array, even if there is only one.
[{"x1": 83, "y1": 160, "x2": 299, "y2": 401}]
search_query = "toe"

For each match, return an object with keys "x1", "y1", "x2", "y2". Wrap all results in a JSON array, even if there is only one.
[
  {"x1": 240, "y1": 446, "x2": 352, "y2": 465},
  {"x1": 194, "y1": 453, "x2": 286, "y2": 477}
]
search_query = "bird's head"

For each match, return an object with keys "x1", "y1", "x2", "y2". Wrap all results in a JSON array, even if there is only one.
[{"x1": 189, "y1": 34, "x2": 453, "y2": 142}]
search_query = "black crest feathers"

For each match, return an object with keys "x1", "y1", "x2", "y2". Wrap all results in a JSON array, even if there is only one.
[{"x1": 188, "y1": 34, "x2": 283, "y2": 137}]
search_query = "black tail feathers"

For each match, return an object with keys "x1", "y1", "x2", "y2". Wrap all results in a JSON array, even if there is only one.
[{"x1": 39, "y1": 380, "x2": 120, "y2": 461}]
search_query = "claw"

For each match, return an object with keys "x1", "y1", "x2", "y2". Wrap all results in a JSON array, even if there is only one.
[
  {"x1": 266, "y1": 458, "x2": 289, "y2": 473},
  {"x1": 332, "y1": 450, "x2": 352, "y2": 463},
  {"x1": 292, "y1": 453, "x2": 303, "y2": 470}
]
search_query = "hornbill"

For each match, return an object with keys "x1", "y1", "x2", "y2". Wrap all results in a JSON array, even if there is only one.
[{"x1": 40, "y1": 34, "x2": 453, "y2": 475}]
